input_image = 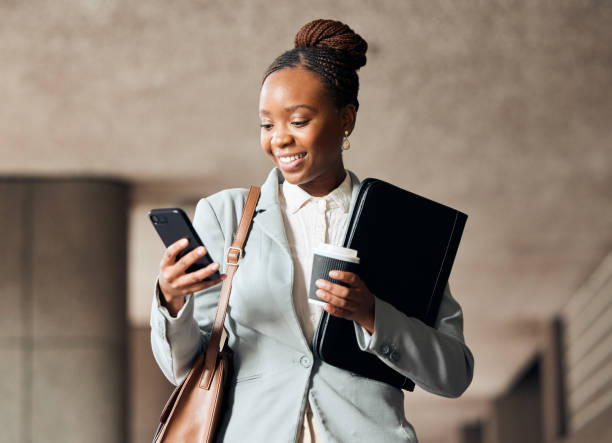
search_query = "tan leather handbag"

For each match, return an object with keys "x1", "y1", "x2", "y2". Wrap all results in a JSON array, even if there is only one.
[{"x1": 153, "y1": 185, "x2": 261, "y2": 443}]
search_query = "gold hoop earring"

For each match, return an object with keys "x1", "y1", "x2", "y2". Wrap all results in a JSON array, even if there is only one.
[{"x1": 342, "y1": 130, "x2": 351, "y2": 151}]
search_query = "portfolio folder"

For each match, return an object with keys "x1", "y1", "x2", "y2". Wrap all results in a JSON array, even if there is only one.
[{"x1": 312, "y1": 178, "x2": 468, "y2": 391}]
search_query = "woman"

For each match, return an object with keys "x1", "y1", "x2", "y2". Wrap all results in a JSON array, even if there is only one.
[{"x1": 150, "y1": 19, "x2": 474, "y2": 443}]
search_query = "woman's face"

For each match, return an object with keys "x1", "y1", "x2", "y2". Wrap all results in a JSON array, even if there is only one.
[{"x1": 259, "y1": 67, "x2": 355, "y2": 196}]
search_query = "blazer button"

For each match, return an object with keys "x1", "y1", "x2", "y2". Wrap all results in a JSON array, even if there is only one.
[
  {"x1": 380, "y1": 344, "x2": 391, "y2": 356},
  {"x1": 300, "y1": 356, "x2": 312, "y2": 368},
  {"x1": 389, "y1": 350, "x2": 401, "y2": 362}
]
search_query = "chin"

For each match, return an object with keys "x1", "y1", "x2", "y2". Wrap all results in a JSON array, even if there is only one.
[
  {"x1": 279, "y1": 170, "x2": 306, "y2": 184},
  {"x1": 275, "y1": 163, "x2": 308, "y2": 183}
]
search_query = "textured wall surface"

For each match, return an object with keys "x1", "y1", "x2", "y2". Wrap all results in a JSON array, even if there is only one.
[{"x1": 2, "y1": 1, "x2": 612, "y2": 442}]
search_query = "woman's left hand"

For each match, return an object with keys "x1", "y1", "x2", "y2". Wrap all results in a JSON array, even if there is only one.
[{"x1": 315, "y1": 271, "x2": 375, "y2": 334}]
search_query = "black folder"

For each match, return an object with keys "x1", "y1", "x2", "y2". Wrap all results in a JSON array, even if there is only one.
[{"x1": 312, "y1": 178, "x2": 468, "y2": 391}]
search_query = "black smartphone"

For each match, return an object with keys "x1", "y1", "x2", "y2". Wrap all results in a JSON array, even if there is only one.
[{"x1": 148, "y1": 208, "x2": 221, "y2": 281}]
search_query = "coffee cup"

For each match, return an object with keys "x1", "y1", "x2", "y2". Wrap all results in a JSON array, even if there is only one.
[{"x1": 308, "y1": 243, "x2": 360, "y2": 305}]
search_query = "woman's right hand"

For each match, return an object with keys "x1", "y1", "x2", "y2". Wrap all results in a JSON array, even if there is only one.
[{"x1": 158, "y1": 238, "x2": 227, "y2": 316}]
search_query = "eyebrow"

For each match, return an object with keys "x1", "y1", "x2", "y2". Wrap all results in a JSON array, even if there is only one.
[{"x1": 259, "y1": 104, "x2": 318, "y2": 116}]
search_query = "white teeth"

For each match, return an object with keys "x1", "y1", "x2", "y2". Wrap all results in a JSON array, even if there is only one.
[{"x1": 279, "y1": 153, "x2": 306, "y2": 163}]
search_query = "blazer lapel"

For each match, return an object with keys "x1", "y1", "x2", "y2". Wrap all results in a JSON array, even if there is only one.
[
  {"x1": 253, "y1": 167, "x2": 291, "y2": 256},
  {"x1": 251, "y1": 168, "x2": 309, "y2": 349}
]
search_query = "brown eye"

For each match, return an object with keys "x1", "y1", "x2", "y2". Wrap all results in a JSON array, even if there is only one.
[{"x1": 292, "y1": 120, "x2": 308, "y2": 127}]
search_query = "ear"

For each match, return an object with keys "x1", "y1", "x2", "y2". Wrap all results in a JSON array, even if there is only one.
[{"x1": 340, "y1": 104, "x2": 357, "y2": 136}]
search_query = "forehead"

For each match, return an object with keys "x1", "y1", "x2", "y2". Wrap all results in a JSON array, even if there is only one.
[{"x1": 259, "y1": 67, "x2": 331, "y2": 111}]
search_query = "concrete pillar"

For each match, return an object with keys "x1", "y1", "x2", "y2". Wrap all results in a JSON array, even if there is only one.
[
  {"x1": 0, "y1": 179, "x2": 128, "y2": 443},
  {"x1": 540, "y1": 318, "x2": 567, "y2": 443},
  {"x1": 129, "y1": 326, "x2": 174, "y2": 443},
  {"x1": 460, "y1": 421, "x2": 484, "y2": 443},
  {"x1": 485, "y1": 359, "x2": 543, "y2": 443}
]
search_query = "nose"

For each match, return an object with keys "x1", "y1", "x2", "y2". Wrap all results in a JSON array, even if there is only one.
[{"x1": 271, "y1": 127, "x2": 293, "y2": 149}]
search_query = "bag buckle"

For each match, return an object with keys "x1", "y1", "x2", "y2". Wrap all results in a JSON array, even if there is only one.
[{"x1": 226, "y1": 247, "x2": 242, "y2": 267}]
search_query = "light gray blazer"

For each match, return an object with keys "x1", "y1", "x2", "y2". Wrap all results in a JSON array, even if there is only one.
[{"x1": 150, "y1": 167, "x2": 474, "y2": 443}]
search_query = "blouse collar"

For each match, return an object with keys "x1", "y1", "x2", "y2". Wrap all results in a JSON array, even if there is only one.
[{"x1": 281, "y1": 170, "x2": 354, "y2": 215}]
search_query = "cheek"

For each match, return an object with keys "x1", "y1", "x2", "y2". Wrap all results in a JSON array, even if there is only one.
[
  {"x1": 305, "y1": 123, "x2": 337, "y2": 153},
  {"x1": 260, "y1": 132, "x2": 272, "y2": 154},
  {"x1": 311, "y1": 127, "x2": 340, "y2": 156}
]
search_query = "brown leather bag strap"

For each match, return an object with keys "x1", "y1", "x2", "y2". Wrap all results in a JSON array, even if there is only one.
[{"x1": 199, "y1": 185, "x2": 260, "y2": 389}]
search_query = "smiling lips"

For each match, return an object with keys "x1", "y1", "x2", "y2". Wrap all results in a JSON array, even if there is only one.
[
  {"x1": 278, "y1": 152, "x2": 307, "y2": 163},
  {"x1": 276, "y1": 152, "x2": 307, "y2": 171}
]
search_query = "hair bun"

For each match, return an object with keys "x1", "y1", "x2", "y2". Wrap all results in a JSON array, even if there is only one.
[{"x1": 294, "y1": 19, "x2": 368, "y2": 70}]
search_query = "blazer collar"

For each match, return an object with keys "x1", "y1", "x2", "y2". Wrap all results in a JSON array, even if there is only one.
[
  {"x1": 254, "y1": 166, "x2": 360, "y2": 253},
  {"x1": 256, "y1": 167, "x2": 361, "y2": 214}
]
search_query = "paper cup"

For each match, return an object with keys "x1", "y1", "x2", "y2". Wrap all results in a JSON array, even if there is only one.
[{"x1": 309, "y1": 243, "x2": 360, "y2": 305}]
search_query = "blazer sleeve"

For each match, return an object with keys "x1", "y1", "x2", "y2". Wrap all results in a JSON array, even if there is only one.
[
  {"x1": 353, "y1": 281, "x2": 474, "y2": 398},
  {"x1": 149, "y1": 196, "x2": 227, "y2": 386}
]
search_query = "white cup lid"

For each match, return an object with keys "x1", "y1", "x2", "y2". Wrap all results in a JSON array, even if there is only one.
[{"x1": 314, "y1": 243, "x2": 360, "y2": 264}]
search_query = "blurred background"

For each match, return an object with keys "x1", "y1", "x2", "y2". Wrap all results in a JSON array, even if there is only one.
[{"x1": 1, "y1": 1, "x2": 611, "y2": 442}]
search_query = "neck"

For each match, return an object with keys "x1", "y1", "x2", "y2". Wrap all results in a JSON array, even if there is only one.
[{"x1": 298, "y1": 164, "x2": 347, "y2": 197}]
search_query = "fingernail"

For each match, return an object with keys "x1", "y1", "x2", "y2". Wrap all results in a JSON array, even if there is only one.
[
  {"x1": 211, "y1": 262, "x2": 219, "y2": 269},
  {"x1": 315, "y1": 279, "x2": 323, "y2": 287},
  {"x1": 181, "y1": 239, "x2": 188, "y2": 245},
  {"x1": 197, "y1": 247, "x2": 205, "y2": 254},
  {"x1": 329, "y1": 271, "x2": 338, "y2": 278}
]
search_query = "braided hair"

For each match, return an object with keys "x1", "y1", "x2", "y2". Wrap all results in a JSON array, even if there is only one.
[{"x1": 262, "y1": 19, "x2": 368, "y2": 111}]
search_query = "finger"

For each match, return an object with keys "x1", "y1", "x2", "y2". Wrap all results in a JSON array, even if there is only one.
[
  {"x1": 323, "y1": 302, "x2": 353, "y2": 319},
  {"x1": 328, "y1": 270, "x2": 358, "y2": 286},
  {"x1": 179, "y1": 273, "x2": 227, "y2": 296},
  {"x1": 316, "y1": 288, "x2": 356, "y2": 310},
  {"x1": 166, "y1": 246, "x2": 209, "y2": 281},
  {"x1": 173, "y1": 261, "x2": 222, "y2": 288},
  {"x1": 315, "y1": 279, "x2": 351, "y2": 298},
  {"x1": 160, "y1": 238, "x2": 189, "y2": 268}
]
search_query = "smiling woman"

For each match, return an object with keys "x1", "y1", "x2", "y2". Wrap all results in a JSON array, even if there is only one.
[
  {"x1": 150, "y1": 18, "x2": 473, "y2": 443},
  {"x1": 259, "y1": 67, "x2": 353, "y2": 197}
]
